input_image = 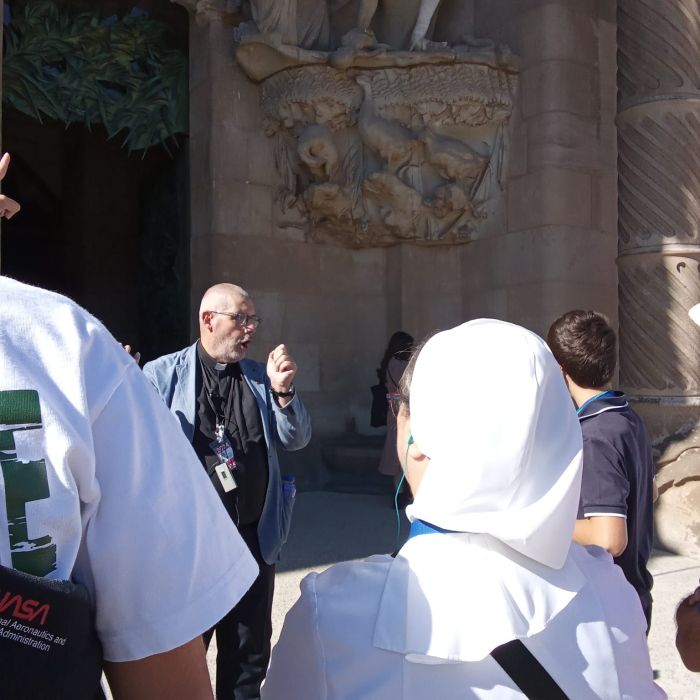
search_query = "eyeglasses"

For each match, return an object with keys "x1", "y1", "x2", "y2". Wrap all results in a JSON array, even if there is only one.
[
  {"x1": 210, "y1": 310, "x2": 262, "y2": 329},
  {"x1": 386, "y1": 392, "x2": 402, "y2": 418}
]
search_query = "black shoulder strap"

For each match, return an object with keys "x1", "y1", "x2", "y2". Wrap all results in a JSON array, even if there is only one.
[
  {"x1": 0, "y1": 565, "x2": 104, "y2": 700},
  {"x1": 491, "y1": 638, "x2": 569, "y2": 699}
]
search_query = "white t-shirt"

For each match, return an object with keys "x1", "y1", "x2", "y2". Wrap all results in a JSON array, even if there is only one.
[{"x1": 0, "y1": 277, "x2": 258, "y2": 661}]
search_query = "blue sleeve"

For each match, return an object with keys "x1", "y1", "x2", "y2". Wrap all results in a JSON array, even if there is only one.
[
  {"x1": 270, "y1": 392, "x2": 312, "y2": 451},
  {"x1": 579, "y1": 433, "x2": 629, "y2": 518},
  {"x1": 141, "y1": 361, "x2": 159, "y2": 390}
]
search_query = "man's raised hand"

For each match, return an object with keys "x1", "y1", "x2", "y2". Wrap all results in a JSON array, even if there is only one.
[{"x1": 267, "y1": 344, "x2": 297, "y2": 394}]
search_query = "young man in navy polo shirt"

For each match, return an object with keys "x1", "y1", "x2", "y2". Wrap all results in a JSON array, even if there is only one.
[{"x1": 548, "y1": 310, "x2": 655, "y2": 630}]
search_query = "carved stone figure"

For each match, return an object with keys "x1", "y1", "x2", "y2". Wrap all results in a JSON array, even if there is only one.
[
  {"x1": 236, "y1": 5, "x2": 518, "y2": 247},
  {"x1": 248, "y1": 0, "x2": 296, "y2": 41},
  {"x1": 356, "y1": 75, "x2": 419, "y2": 174},
  {"x1": 297, "y1": 124, "x2": 340, "y2": 179},
  {"x1": 304, "y1": 183, "x2": 352, "y2": 224},
  {"x1": 170, "y1": 0, "x2": 238, "y2": 24},
  {"x1": 420, "y1": 129, "x2": 486, "y2": 182},
  {"x1": 363, "y1": 172, "x2": 424, "y2": 236},
  {"x1": 355, "y1": 0, "x2": 377, "y2": 32},
  {"x1": 431, "y1": 183, "x2": 468, "y2": 219},
  {"x1": 427, "y1": 182, "x2": 474, "y2": 241},
  {"x1": 239, "y1": 0, "x2": 446, "y2": 52},
  {"x1": 353, "y1": 0, "x2": 444, "y2": 50},
  {"x1": 247, "y1": 0, "x2": 331, "y2": 49}
]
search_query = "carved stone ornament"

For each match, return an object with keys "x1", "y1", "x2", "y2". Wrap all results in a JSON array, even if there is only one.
[
  {"x1": 235, "y1": 17, "x2": 518, "y2": 247},
  {"x1": 170, "y1": 0, "x2": 239, "y2": 25}
]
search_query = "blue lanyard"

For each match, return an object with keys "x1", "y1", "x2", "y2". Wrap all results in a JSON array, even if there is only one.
[
  {"x1": 408, "y1": 519, "x2": 458, "y2": 540},
  {"x1": 576, "y1": 390, "x2": 616, "y2": 416}
]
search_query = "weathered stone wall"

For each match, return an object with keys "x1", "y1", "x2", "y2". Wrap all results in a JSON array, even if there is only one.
[
  {"x1": 356, "y1": 0, "x2": 619, "y2": 341},
  {"x1": 466, "y1": 0, "x2": 619, "y2": 337},
  {"x1": 186, "y1": 0, "x2": 620, "y2": 485}
]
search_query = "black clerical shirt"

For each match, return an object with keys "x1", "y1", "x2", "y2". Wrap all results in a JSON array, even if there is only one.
[{"x1": 193, "y1": 342, "x2": 269, "y2": 525}]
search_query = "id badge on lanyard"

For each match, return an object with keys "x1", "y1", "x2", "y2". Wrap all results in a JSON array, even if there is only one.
[{"x1": 210, "y1": 422, "x2": 238, "y2": 493}]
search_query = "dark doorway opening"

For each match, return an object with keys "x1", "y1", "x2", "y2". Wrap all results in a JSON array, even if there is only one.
[{"x1": 1, "y1": 0, "x2": 190, "y2": 361}]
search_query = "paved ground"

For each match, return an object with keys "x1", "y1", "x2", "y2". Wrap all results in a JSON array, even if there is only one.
[{"x1": 205, "y1": 491, "x2": 700, "y2": 699}]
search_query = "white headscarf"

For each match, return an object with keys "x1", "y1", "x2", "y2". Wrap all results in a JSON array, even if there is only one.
[
  {"x1": 373, "y1": 319, "x2": 587, "y2": 662},
  {"x1": 690, "y1": 303, "x2": 700, "y2": 327},
  {"x1": 407, "y1": 319, "x2": 582, "y2": 569}
]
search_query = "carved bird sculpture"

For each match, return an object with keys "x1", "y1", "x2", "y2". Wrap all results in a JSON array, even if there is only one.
[
  {"x1": 355, "y1": 74, "x2": 418, "y2": 174},
  {"x1": 297, "y1": 124, "x2": 339, "y2": 180},
  {"x1": 420, "y1": 129, "x2": 487, "y2": 182}
]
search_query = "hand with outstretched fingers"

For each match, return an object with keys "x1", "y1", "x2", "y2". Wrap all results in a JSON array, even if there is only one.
[
  {"x1": 0, "y1": 153, "x2": 21, "y2": 220},
  {"x1": 121, "y1": 344, "x2": 141, "y2": 365}
]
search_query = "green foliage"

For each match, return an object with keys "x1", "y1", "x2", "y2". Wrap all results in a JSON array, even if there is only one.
[{"x1": 3, "y1": 1, "x2": 188, "y2": 152}]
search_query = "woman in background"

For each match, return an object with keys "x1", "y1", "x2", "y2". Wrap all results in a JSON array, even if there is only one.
[{"x1": 377, "y1": 331, "x2": 413, "y2": 505}]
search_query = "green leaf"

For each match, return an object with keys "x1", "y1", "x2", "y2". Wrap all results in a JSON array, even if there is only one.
[{"x1": 3, "y1": 0, "x2": 188, "y2": 151}]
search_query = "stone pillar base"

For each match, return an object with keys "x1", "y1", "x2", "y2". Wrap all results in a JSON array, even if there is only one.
[{"x1": 633, "y1": 401, "x2": 700, "y2": 556}]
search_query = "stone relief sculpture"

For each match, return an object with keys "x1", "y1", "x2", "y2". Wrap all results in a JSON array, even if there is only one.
[
  {"x1": 353, "y1": 0, "x2": 444, "y2": 50},
  {"x1": 236, "y1": 0, "x2": 446, "y2": 50},
  {"x1": 421, "y1": 130, "x2": 486, "y2": 182},
  {"x1": 246, "y1": 0, "x2": 331, "y2": 49},
  {"x1": 171, "y1": 0, "x2": 239, "y2": 24},
  {"x1": 235, "y1": 1, "x2": 518, "y2": 247},
  {"x1": 297, "y1": 124, "x2": 340, "y2": 179},
  {"x1": 355, "y1": 75, "x2": 420, "y2": 174}
]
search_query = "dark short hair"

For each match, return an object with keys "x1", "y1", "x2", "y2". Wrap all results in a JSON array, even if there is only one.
[{"x1": 547, "y1": 310, "x2": 616, "y2": 388}]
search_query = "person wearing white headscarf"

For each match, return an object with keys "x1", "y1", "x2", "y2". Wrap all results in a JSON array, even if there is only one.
[{"x1": 262, "y1": 320, "x2": 664, "y2": 699}]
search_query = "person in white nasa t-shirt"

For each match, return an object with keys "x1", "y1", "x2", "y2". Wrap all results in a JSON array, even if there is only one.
[{"x1": 0, "y1": 277, "x2": 258, "y2": 695}]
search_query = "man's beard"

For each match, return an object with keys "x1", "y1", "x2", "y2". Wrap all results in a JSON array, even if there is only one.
[{"x1": 222, "y1": 338, "x2": 250, "y2": 363}]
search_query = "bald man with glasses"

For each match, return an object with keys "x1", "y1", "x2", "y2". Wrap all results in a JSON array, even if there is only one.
[{"x1": 143, "y1": 283, "x2": 312, "y2": 700}]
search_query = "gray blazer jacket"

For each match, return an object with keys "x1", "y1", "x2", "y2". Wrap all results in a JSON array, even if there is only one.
[{"x1": 143, "y1": 342, "x2": 312, "y2": 564}]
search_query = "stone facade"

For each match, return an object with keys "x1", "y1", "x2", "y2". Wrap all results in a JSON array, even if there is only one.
[
  {"x1": 183, "y1": 0, "x2": 617, "y2": 483},
  {"x1": 233, "y1": 21, "x2": 517, "y2": 248},
  {"x1": 183, "y1": 1, "x2": 620, "y2": 488}
]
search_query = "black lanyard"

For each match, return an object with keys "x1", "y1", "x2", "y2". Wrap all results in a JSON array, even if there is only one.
[{"x1": 201, "y1": 363, "x2": 235, "y2": 438}]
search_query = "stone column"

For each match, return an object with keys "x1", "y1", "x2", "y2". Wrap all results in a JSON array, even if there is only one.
[
  {"x1": 470, "y1": 1, "x2": 619, "y2": 337},
  {"x1": 617, "y1": 0, "x2": 700, "y2": 555}
]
